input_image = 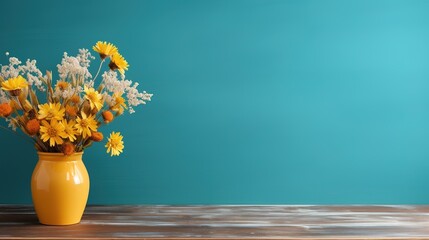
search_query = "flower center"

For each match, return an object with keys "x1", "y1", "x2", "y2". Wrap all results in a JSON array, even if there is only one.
[
  {"x1": 80, "y1": 119, "x2": 88, "y2": 128},
  {"x1": 47, "y1": 127, "x2": 57, "y2": 137},
  {"x1": 109, "y1": 61, "x2": 119, "y2": 71},
  {"x1": 10, "y1": 89, "x2": 21, "y2": 96},
  {"x1": 57, "y1": 82, "x2": 68, "y2": 90},
  {"x1": 47, "y1": 110, "x2": 55, "y2": 118},
  {"x1": 110, "y1": 139, "x2": 120, "y2": 148}
]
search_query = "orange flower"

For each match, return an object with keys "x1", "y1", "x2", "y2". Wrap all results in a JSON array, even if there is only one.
[
  {"x1": 90, "y1": 132, "x2": 104, "y2": 142},
  {"x1": 0, "y1": 102, "x2": 12, "y2": 117},
  {"x1": 70, "y1": 95, "x2": 80, "y2": 104},
  {"x1": 102, "y1": 111, "x2": 114, "y2": 123},
  {"x1": 62, "y1": 142, "x2": 75, "y2": 156},
  {"x1": 65, "y1": 105, "x2": 78, "y2": 117},
  {"x1": 26, "y1": 119, "x2": 40, "y2": 135},
  {"x1": 56, "y1": 81, "x2": 69, "y2": 90}
]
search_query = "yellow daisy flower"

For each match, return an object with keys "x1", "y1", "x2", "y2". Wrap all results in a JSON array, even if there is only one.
[
  {"x1": 105, "y1": 132, "x2": 124, "y2": 156},
  {"x1": 70, "y1": 94, "x2": 81, "y2": 104},
  {"x1": 109, "y1": 53, "x2": 129, "y2": 75},
  {"x1": 38, "y1": 103, "x2": 65, "y2": 120},
  {"x1": 93, "y1": 41, "x2": 118, "y2": 60},
  {"x1": 65, "y1": 105, "x2": 78, "y2": 117},
  {"x1": 61, "y1": 119, "x2": 78, "y2": 142},
  {"x1": 84, "y1": 86, "x2": 103, "y2": 111},
  {"x1": 1, "y1": 75, "x2": 28, "y2": 96},
  {"x1": 75, "y1": 112, "x2": 98, "y2": 138},
  {"x1": 40, "y1": 119, "x2": 68, "y2": 147},
  {"x1": 111, "y1": 93, "x2": 127, "y2": 112}
]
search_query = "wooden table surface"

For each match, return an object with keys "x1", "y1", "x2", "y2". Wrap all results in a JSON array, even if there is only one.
[{"x1": 2, "y1": 205, "x2": 429, "y2": 239}]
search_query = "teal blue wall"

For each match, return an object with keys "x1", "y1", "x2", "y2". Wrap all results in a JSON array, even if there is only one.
[{"x1": 1, "y1": 0, "x2": 429, "y2": 204}]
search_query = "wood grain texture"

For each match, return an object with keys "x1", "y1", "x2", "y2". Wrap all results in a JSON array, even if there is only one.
[{"x1": 2, "y1": 205, "x2": 429, "y2": 239}]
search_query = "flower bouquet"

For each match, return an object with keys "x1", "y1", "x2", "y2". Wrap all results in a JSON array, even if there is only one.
[
  {"x1": 0, "y1": 41, "x2": 153, "y2": 225},
  {"x1": 0, "y1": 41, "x2": 152, "y2": 155}
]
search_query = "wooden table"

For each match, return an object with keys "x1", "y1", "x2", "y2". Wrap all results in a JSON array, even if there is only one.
[{"x1": 1, "y1": 205, "x2": 429, "y2": 239}]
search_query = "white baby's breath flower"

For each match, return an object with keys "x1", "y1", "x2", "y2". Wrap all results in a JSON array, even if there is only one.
[
  {"x1": 53, "y1": 87, "x2": 75, "y2": 99},
  {"x1": 102, "y1": 71, "x2": 130, "y2": 93},
  {"x1": 9, "y1": 57, "x2": 21, "y2": 66},
  {"x1": 53, "y1": 88, "x2": 62, "y2": 99},
  {"x1": 63, "y1": 87, "x2": 77, "y2": 99},
  {"x1": 76, "y1": 85, "x2": 83, "y2": 93},
  {"x1": 101, "y1": 70, "x2": 152, "y2": 114},
  {"x1": 0, "y1": 56, "x2": 46, "y2": 92},
  {"x1": 76, "y1": 48, "x2": 95, "y2": 68},
  {"x1": 142, "y1": 91, "x2": 153, "y2": 101},
  {"x1": 57, "y1": 52, "x2": 92, "y2": 81},
  {"x1": 84, "y1": 80, "x2": 95, "y2": 89},
  {"x1": 103, "y1": 92, "x2": 114, "y2": 106},
  {"x1": 0, "y1": 90, "x2": 8, "y2": 103},
  {"x1": 20, "y1": 59, "x2": 45, "y2": 91},
  {"x1": 57, "y1": 52, "x2": 80, "y2": 79},
  {"x1": 0, "y1": 57, "x2": 21, "y2": 79},
  {"x1": 5, "y1": 118, "x2": 17, "y2": 131},
  {"x1": 60, "y1": 89, "x2": 73, "y2": 99},
  {"x1": 19, "y1": 59, "x2": 43, "y2": 78}
]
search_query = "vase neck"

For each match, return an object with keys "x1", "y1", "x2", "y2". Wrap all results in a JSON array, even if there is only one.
[{"x1": 37, "y1": 152, "x2": 83, "y2": 162}]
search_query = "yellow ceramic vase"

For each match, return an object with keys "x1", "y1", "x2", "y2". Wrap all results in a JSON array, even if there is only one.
[{"x1": 31, "y1": 152, "x2": 90, "y2": 225}]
